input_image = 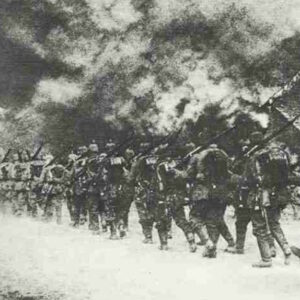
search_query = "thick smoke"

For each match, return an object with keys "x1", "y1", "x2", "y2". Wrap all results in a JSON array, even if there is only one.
[{"x1": 1, "y1": 0, "x2": 300, "y2": 150}]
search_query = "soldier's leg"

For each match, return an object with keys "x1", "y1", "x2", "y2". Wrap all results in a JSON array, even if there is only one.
[
  {"x1": 52, "y1": 195, "x2": 63, "y2": 225},
  {"x1": 189, "y1": 202, "x2": 209, "y2": 245},
  {"x1": 80, "y1": 193, "x2": 88, "y2": 225},
  {"x1": 155, "y1": 208, "x2": 169, "y2": 251},
  {"x1": 135, "y1": 195, "x2": 154, "y2": 243},
  {"x1": 99, "y1": 192, "x2": 107, "y2": 232},
  {"x1": 44, "y1": 194, "x2": 55, "y2": 222},
  {"x1": 215, "y1": 203, "x2": 235, "y2": 250},
  {"x1": 235, "y1": 207, "x2": 251, "y2": 254},
  {"x1": 121, "y1": 186, "x2": 134, "y2": 231},
  {"x1": 267, "y1": 207, "x2": 291, "y2": 264},
  {"x1": 251, "y1": 210, "x2": 272, "y2": 267},
  {"x1": 15, "y1": 191, "x2": 27, "y2": 217},
  {"x1": 27, "y1": 191, "x2": 38, "y2": 218},
  {"x1": 66, "y1": 191, "x2": 75, "y2": 223},
  {"x1": 87, "y1": 193, "x2": 100, "y2": 233},
  {"x1": 172, "y1": 203, "x2": 197, "y2": 252},
  {"x1": 73, "y1": 194, "x2": 82, "y2": 227}
]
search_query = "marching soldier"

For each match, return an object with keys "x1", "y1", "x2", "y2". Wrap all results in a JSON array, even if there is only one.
[
  {"x1": 121, "y1": 147, "x2": 136, "y2": 231},
  {"x1": 231, "y1": 132, "x2": 276, "y2": 256},
  {"x1": 130, "y1": 142, "x2": 157, "y2": 245},
  {"x1": 157, "y1": 150, "x2": 197, "y2": 252},
  {"x1": 102, "y1": 140, "x2": 128, "y2": 239},
  {"x1": 40, "y1": 155, "x2": 65, "y2": 224},
  {"x1": 9, "y1": 152, "x2": 31, "y2": 216},
  {"x1": 85, "y1": 142, "x2": 101, "y2": 234},
  {"x1": 28, "y1": 157, "x2": 44, "y2": 218},
  {"x1": 245, "y1": 139, "x2": 292, "y2": 267},
  {"x1": 178, "y1": 144, "x2": 235, "y2": 258},
  {"x1": 64, "y1": 153, "x2": 77, "y2": 224},
  {"x1": 72, "y1": 146, "x2": 89, "y2": 227}
]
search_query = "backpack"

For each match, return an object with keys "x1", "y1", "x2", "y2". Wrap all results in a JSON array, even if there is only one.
[
  {"x1": 202, "y1": 149, "x2": 229, "y2": 183},
  {"x1": 262, "y1": 147, "x2": 289, "y2": 187}
]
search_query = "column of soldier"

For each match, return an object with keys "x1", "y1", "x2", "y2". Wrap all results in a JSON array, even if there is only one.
[{"x1": 1, "y1": 130, "x2": 300, "y2": 268}]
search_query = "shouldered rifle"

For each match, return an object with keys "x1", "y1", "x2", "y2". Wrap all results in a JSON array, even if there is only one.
[
  {"x1": 131, "y1": 127, "x2": 183, "y2": 162},
  {"x1": 175, "y1": 125, "x2": 237, "y2": 168},
  {"x1": 74, "y1": 133, "x2": 135, "y2": 181},
  {"x1": 234, "y1": 113, "x2": 300, "y2": 169},
  {"x1": 31, "y1": 143, "x2": 44, "y2": 160},
  {"x1": 1, "y1": 148, "x2": 12, "y2": 163}
]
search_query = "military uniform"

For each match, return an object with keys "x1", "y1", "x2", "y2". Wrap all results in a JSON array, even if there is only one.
[
  {"x1": 131, "y1": 153, "x2": 159, "y2": 244},
  {"x1": 102, "y1": 153, "x2": 128, "y2": 239},
  {"x1": 28, "y1": 159, "x2": 44, "y2": 218},
  {"x1": 183, "y1": 145, "x2": 235, "y2": 257},
  {"x1": 0, "y1": 162, "x2": 11, "y2": 213},
  {"x1": 245, "y1": 144, "x2": 292, "y2": 267},
  {"x1": 9, "y1": 156, "x2": 30, "y2": 216},
  {"x1": 231, "y1": 174, "x2": 276, "y2": 255},
  {"x1": 40, "y1": 162, "x2": 65, "y2": 224},
  {"x1": 72, "y1": 156, "x2": 88, "y2": 227},
  {"x1": 121, "y1": 148, "x2": 136, "y2": 231},
  {"x1": 85, "y1": 145, "x2": 102, "y2": 234},
  {"x1": 157, "y1": 158, "x2": 197, "y2": 252}
]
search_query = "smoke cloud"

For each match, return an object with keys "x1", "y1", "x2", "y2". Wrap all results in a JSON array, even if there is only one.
[{"x1": 1, "y1": 0, "x2": 299, "y2": 149}]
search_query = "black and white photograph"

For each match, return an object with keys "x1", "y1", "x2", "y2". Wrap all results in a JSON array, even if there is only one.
[{"x1": 1, "y1": 1, "x2": 300, "y2": 299}]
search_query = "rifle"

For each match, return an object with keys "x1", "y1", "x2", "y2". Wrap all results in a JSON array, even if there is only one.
[
  {"x1": 260, "y1": 71, "x2": 300, "y2": 110},
  {"x1": 131, "y1": 127, "x2": 183, "y2": 162},
  {"x1": 17, "y1": 150, "x2": 23, "y2": 163},
  {"x1": 31, "y1": 143, "x2": 44, "y2": 160},
  {"x1": 238, "y1": 113, "x2": 300, "y2": 162},
  {"x1": 1, "y1": 148, "x2": 12, "y2": 163},
  {"x1": 44, "y1": 156, "x2": 59, "y2": 168},
  {"x1": 74, "y1": 133, "x2": 135, "y2": 181},
  {"x1": 174, "y1": 125, "x2": 237, "y2": 169}
]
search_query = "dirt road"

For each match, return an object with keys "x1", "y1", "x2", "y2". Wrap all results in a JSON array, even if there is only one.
[{"x1": 1, "y1": 208, "x2": 300, "y2": 300}]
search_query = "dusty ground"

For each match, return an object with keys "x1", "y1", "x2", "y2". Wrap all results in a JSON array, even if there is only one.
[{"x1": 1, "y1": 205, "x2": 300, "y2": 300}]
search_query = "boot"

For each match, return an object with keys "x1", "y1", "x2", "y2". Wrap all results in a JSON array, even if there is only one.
[
  {"x1": 119, "y1": 227, "x2": 126, "y2": 238},
  {"x1": 291, "y1": 246, "x2": 300, "y2": 259},
  {"x1": 142, "y1": 224, "x2": 153, "y2": 244},
  {"x1": 158, "y1": 230, "x2": 168, "y2": 251},
  {"x1": 195, "y1": 226, "x2": 209, "y2": 246},
  {"x1": 224, "y1": 244, "x2": 236, "y2": 253},
  {"x1": 252, "y1": 260, "x2": 272, "y2": 268},
  {"x1": 202, "y1": 240, "x2": 216, "y2": 258},
  {"x1": 253, "y1": 238, "x2": 272, "y2": 267},
  {"x1": 270, "y1": 246, "x2": 276, "y2": 258},
  {"x1": 142, "y1": 237, "x2": 153, "y2": 244},
  {"x1": 186, "y1": 233, "x2": 197, "y2": 253},
  {"x1": 284, "y1": 253, "x2": 292, "y2": 266},
  {"x1": 109, "y1": 224, "x2": 119, "y2": 240}
]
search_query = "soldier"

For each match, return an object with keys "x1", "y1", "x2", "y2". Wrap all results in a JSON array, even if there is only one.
[
  {"x1": 40, "y1": 155, "x2": 65, "y2": 224},
  {"x1": 64, "y1": 153, "x2": 77, "y2": 224},
  {"x1": 28, "y1": 157, "x2": 44, "y2": 218},
  {"x1": 98, "y1": 152, "x2": 108, "y2": 232},
  {"x1": 0, "y1": 160, "x2": 11, "y2": 213},
  {"x1": 157, "y1": 150, "x2": 197, "y2": 252},
  {"x1": 121, "y1": 147, "x2": 136, "y2": 231},
  {"x1": 130, "y1": 142, "x2": 156, "y2": 245},
  {"x1": 72, "y1": 146, "x2": 89, "y2": 227},
  {"x1": 102, "y1": 140, "x2": 128, "y2": 239},
  {"x1": 181, "y1": 144, "x2": 235, "y2": 258},
  {"x1": 85, "y1": 141, "x2": 102, "y2": 234},
  {"x1": 131, "y1": 142, "x2": 174, "y2": 250},
  {"x1": 246, "y1": 140, "x2": 292, "y2": 267},
  {"x1": 9, "y1": 152, "x2": 31, "y2": 216},
  {"x1": 231, "y1": 132, "x2": 276, "y2": 256}
]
